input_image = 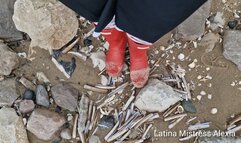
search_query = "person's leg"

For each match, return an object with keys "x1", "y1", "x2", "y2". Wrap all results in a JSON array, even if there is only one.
[
  {"x1": 97, "y1": 19, "x2": 127, "y2": 77},
  {"x1": 127, "y1": 34, "x2": 152, "y2": 88}
]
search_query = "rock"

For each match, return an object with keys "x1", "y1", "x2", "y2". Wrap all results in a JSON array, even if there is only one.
[
  {"x1": 98, "y1": 115, "x2": 115, "y2": 129},
  {"x1": 36, "y1": 85, "x2": 50, "y2": 107},
  {"x1": 89, "y1": 135, "x2": 101, "y2": 143},
  {"x1": 23, "y1": 89, "x2": 36, "y2": 101},
  {"x1": 199, "y1": 32, "x2": 220, "y2": 53},
  {"x1": 90, "y1": 51, "x2": 106, "y2": 71},
  {"x1": 0, "y1": 42, "x2": 19, "y2": 75},
  {"x1": 51, "y1": 83, "x2": 79, "y2": 111},
  {"x1": 134, "y1": 79, "x2": 182, "y2": 112},
  {"x1": 0, "y1": 78, "x2": 19, "y2": 107},
  {"x1": 27, "y1": 108, "x2": 66, "y2": 140},
  {"x1": 181, "y1": 100, "x2": 197, "y2": 113},
  {"x1": 36, "y1": 72, "x2": 50, "y2": 84},
  {"x1": 0, "y1": 0, "x2": 23, "y2": 41},
  {"x1": 223, "y1": 30, "x2": 241, "y2": 70},
  {"x1": 174, "y1": 0, "x2": 212, "y2": 40},
  {"x1": 209, "y1": 12, "x2": 225, "y2": 30},
  {"x1": 19, "y1": 100, "x2": 35, "y2": 114},
  {"x1": 0, "y1": 108, "x2": 29, "y2": 143},
  {"x1": 228, "y1": 20, "x2": 238, "y2": 29},
  {"x1": 199, "y1": 137, "x2": 241, "y2": 143},
  {"x1": 13, "y1": 0, "x2": 79, "y2": 50},
  {"x1": 60, "y1": 128, "x2": 72, "y2": 140}
]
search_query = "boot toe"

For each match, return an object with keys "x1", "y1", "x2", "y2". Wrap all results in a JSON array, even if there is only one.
[
  {"x1": 106, "y1": 61, "x2": 123, "y2": 77},
  {"x1": 130, "y1": 68, "x2": 149, "y2": 88}
]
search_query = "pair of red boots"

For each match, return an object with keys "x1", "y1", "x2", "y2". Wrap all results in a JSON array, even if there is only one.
[{"x1": 101, "y1": 28, "x2": 151, "y2": 88}]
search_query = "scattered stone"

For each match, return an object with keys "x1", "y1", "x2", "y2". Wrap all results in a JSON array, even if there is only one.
[
  {"x1": 223, "y1": 30, "x2": 241, "y2": 70},
  {"x1": 228, "y1": 20, "x2": 238, "y2": 29},
  {"x1": 90, "y1": 51, "x2": 106, "y2": 71},
  {"x1": 0, "y1": 42, "x2": 19, "y2": 75},
  {"x1": 178, "y1": 53, "x2": 185, "y2": 61},
  {"x1": 197, "y1": 95, "x2": 202, "y2": 101},
  {"x1": 55, "y1": 106, "x2": 62, "y2": 113},
  {"x1": 13, "y1": 0, "x2": 79, "y2": 50},
  {"x1": 200, "y1": 91, "x2": 206, "y2": 96},
  {"x1": 98, "y1": 115, "x2": 115, "y2": 129},
  {"x1": 0, "y1": 78, "x2": 19, "y2": 107},
  {"x1": 36, "y1": 72, "x2": 50, "y2": 84},
  {"x1": 19, "y1": 100, "x2": 35, "y2": 114},
  {"x1": 188, "y1": 61, "x2": 196, "y2": 69},
  {"x1": 199, "y1": 32, "x2": 220, "y2": 52},
  {"x1": 209, "y1": 12, "x2": 225, "y2": 30},
  {"x1": 181, "y1": 100, "x2": 197, "y2": 113},
  {"x1": 89, "y1": 135, "x2": 101, "y2": 143},
  {"x1": 23, "y1": 89, "x2": 36, "y2": 101},
  {"x1": 211, "y1": 108, "x2": 218, "y2": 114},
  {"x1": 51, "y1": 82, "x2": 79, "y2": 111},
  {"x1": 19, "y1": 77, "x2": 35, "y2": 90},
  {"x1": 59, "y1": 57, "x2": 76, "y2": 78},
  {"x1": 199, "y1": 137, "x2": 241, "y2": 143},
  {"x1": 174, "y1": 0, "x2": 212, "y2": 40},
  {"x1": 36, "y1": 85, "x2": 49, "y2": 108},
  {"x1": 208, "y1": 94, "x2": 212, "y2": 99},
  {"x1": 60, "y1": 128, "x2": 72, "y2": 140},
  {"x1": 27, "y1": 108, "x2": 66, "y2": 140},
  {"x1": 0, "y1": 108, "x2": 29, "y2": 143},
  {"x1": 0, "y1": 0, "x2": 23, "y2": 41},
  {"x1": 134, "y1": 79, "x2": 182, "y2": 112}
]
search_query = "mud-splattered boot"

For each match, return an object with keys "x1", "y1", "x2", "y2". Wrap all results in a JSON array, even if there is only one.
[
  {"x1": 128, "y1": 37, "x2": 152, "y2": 88},
  {"x1": 101, "y1": 28, "x2": 127, "y2": 76}
]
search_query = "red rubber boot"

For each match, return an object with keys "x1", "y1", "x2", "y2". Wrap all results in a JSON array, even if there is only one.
[
  {"x1": 128, "y1": 37, "x2": 152, "y2": 88},
  {"x1": 101, "y1": 28, "x2": 127, "y2": 76}
]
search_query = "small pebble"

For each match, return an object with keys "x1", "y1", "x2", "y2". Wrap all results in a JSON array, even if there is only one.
[
  {"x1": 197, "y1": 95, "x2": 202, "y2": 101},
  {"x1": 55, "y1": 106, "x2": 62, "y2": 113},
  {"x1": 83, "y1": 38, "x2": 92, "y2": 47},
  {"x1": 188, "y1": 61, "x2": 196, "y2": 69},
  {"x1": 208, "y1": 94, "x2": 212, "y2": 99},
  {"x1": 98, "y1": 115, "x2": 115, "y2": 129},
  {"x1": 181, "y1": 100, "x2": 197, "y2": 113},
  {"x1": 200, "y1": 91, "x2": 206, "y2": 96},
  {"x1": 23, "y1": 89, "x2": 36, "y2": 101},
  {"x1": 67, "y1": 114, "x2": 73, "y2": 121},
  {"x1": 19, "y1": 100, "x2": 35, "y2": 114},
  {"x1": 211, "y1": 108, "x2": 218, "y2": 114},
  {"x1": 197, "y1": 75, "x2": 202, "y2": 80},
  {"x1": 60, "y1": 128, "x2": 72, "y2": 140},
  {"x1": 178, "y1": 53, "x2": 185, "y2": 61},
  {"x1": 228, "y1": 20, "x2": 238, "y2": 29},
  {"x1": 231, "y1": 82, "x2": 236, "y2": 86}
]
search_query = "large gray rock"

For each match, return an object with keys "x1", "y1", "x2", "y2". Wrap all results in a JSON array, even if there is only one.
[
  {"x1": 134, "y1": 79, "x2": 182, "y2": 112},
  {"x1": 0, "y1": 78, "x2": 19, "y2": 107},
  {"x1": 0, "y1": 42, "x2": 19, "y2": 75},
  {"x1": 36, "y1": 85, "x2": 49, "y2": 108},
  {"x1": 0, "y1": 0, "x2": 23, "y2": 41},
  {"x1": 223, "y1": 30, "x2": 241, "y2": 70},
  {"x1": 51, "y1": 83, "x2": 79, "y2": 112},
  {"x1": 0, "y1": 108, "x2": 29, "y2": 143},
  {"x1": 174, "y1": 0, "x2": 212, "y2": 41},
  {"x1": 13, "y1": 0, "x2": 79, "y2": 50},
  {"x1": 199, "y1": 32, "x2": 220, "y2": 53},
  {"x1": 27, "y1": 108, "x2": 66, "y2": 141},
  {"x1": 199, "y1": 137, "x2": 241, "y2": 143}
]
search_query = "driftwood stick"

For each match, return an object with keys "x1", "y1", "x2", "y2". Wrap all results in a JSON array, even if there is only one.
[{"x1": 84, "y1": 84, "x2": 108, "y2": 93}]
